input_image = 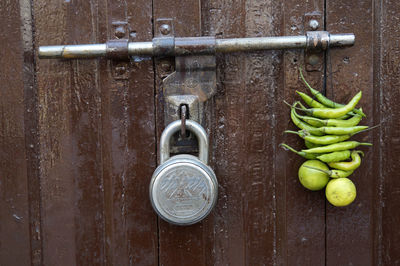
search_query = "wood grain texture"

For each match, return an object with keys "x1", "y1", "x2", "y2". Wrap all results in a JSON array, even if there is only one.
[
  {"x1": 0, "y1": 0, "x2": 33, "y2": 265},
  {"x1": 279, "y1": 1, "x2": 326, "y2": 265},
  {"x1": 125, "y1": 1, "x2": 159, "y2": 264},
  {"x1": 202, "y1": 1, "x2": 248, "y2": 265},
  {"x1": 34, "y1": 1, "x2": 102, "y2": 264},
  {"x1": 377, "y1": 0, "x2": 400, "y2": 265},
  {"x1": 203, "y1": 0, "x2": 278, "y2": 264},
  {"x1": 202, "y1": 0, "x2": 326, "y2": 265},
  {"x1": 326, "y1": 1, "x2": 376, "y2": 265},
  {"x1": 33, "y1": 0, "x2": 157, "y2": 265}
]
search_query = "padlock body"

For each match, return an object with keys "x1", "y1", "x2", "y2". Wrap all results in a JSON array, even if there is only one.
[{"x1": 150, "y1": 154, "x2": 217, "y2": 225}]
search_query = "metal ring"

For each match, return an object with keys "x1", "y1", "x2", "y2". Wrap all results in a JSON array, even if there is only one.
[{"x1": 159, "y1": 120, "x2": 208, "y2": 164}]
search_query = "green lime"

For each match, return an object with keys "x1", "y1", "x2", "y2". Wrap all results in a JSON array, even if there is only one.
[
  {"x1": 325, "y1": 178, "x2": 356, "y2": 207},
  {"x1": 298, "y1": 160, "x2": 330, "y2": 191}
]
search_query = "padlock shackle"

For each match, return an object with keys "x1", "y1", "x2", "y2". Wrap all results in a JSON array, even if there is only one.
[{"x1": 160, "y1": 120, "x2": 209, "y2": 164}]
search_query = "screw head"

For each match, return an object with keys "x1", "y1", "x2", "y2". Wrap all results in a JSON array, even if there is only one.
[
  {"x1": 308, "y1": 54, "x2": 320, "y2": 65},
  {"x1": 115, "y1": 26, "x2": 126, "y2": 38},
  {"x1": 160, "y1": 24, "x2": 171, "y2": 35},
  {"x1": 115, "y1": 65, "x2": 126, "y2": 75},
  {"x1": 161, "y1": 62, "x2": 172, "y2": 72},
  {"x1": 309, "y1": 20, "x2": 319, "y2": 30}
]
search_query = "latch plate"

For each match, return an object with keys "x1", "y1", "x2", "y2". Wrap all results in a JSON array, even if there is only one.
[
  {"x1": 155, "y1": 19, "x2": 217, "y2": 126},
  {"x1": 163, "y1": 52, "x2": 216, "y2": 126},
  {"x1": 111, "y1": 21, "x2": 130, "y2": 80},
  {"x1": 304, "y1": 12, "x2": 324, "y2": 72}
]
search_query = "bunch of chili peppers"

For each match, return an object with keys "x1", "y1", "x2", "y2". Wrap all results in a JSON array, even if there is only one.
[{"x1": 281, "y1": 69, "x2": 373, "y2": 179}]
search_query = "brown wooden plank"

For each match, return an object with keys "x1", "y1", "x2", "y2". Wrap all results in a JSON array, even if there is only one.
[
  {"x1": 100, "y1": 1, "x2": 131, "y2": 264},
  {"x1": 377, "y1": 0, "x2": 400, "y2": 264},
  {"x1": 153, "y1": 1, "x2": 206, "y2": 265},
  {"x1": 68, "y1": 2, "x2": 106, "y2": 264},
  {"x1": 34, "y1": 0, "x2": 105, "y2": 264},
  {"x1": 279, "y1": 1, "x2": 327, "y2": 265},
  {"x1": 326, "y1": 0, "x2": 376, "y2": 265},
  {"x1": 202, "y1": 0, "x2": 326, "y2": 264},
  {"x1": 35, "y1": 0, "x2": 157, "y2": 264},
  {"x1": 125, "y1": 0, "x2": 158, "y2": 265},
  {"x1": 0, "y1": 0, "x2": 33, "y2": 264},
  {"x1": 201, "y1": 2, "x2": 248, "y2": 265},
  {"x1": 98, "y1": 0, "x2": 158, "y2": 265}
]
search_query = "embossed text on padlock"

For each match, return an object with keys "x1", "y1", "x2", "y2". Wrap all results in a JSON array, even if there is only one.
[{"x1": 150, "y1": 120, "x2": 218, "y2": 225}]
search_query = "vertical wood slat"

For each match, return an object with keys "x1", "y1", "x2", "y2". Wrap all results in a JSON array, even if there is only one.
[
  {"x1": 377, "y1": 0, "x2": 400, "y2": 265},
  {"x1": 34, "y1": 0, "x2": 157, "y2": 265},
  {"x1": 68, "y1": 2, "x2": 105, "y2": 264},
  {"x1": 34, "y1": 1, "x2": 104, "y2": 264},
  {"x1": 34, "y1": 0, "x2": 74, "y2": 263},
  {"x1": 101, "y1": 1, "x2": 130, "y2": 264},
  {"x1": 279, "y1": 1, "x2": 326, "y2": 265},
  {"x1": 125, "y1": 0, "x2": 158, "y2": 264},
  {"x1": 326, "y1": 1, "x2": 375, "y2": 265},
  {"x1": 0, "y1": 0, "x2": 34, "y2": 265},
  {"x1": 153, "y1": 1, "x2": 206, "y2": 265},
  {"x1": 202, "y1": 1, "x2": 247, "y2": 264}
]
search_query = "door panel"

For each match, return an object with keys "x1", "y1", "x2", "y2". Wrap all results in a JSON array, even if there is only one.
[{"x1": 1, "y1": 0, "x2": 400, "y2": 265}]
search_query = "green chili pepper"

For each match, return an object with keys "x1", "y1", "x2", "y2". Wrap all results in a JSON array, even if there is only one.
[
  {"x1": 328, "y1": 150, "x2": 364, "y2": 171},
  {"x1": 296, "y1": 101, "x2": 352, "y2": 121},
  {"x1": 301, "y1": 141, "x2": 372, "y2": 154},
  {"x1": 299, "y1": 68, "x2": 366, "y2": 117},
  {"x1": 280, "y1": 143, "x2": 318, "y2": 159},
  {"x1": 296, "y1": 91, "x2": 327, "y2": 108},
  {"x1": 285, "y1": 130, "x2": 352, "y2": 145},
  {"x1": 294, "y1": 109, "x2": 363, "y2": 128},
  {"x1": 298, "y1": 91, "x2": 363, "y2": 119},
  {"x1": 293, "y1": 108, "x2": 325, "y2": 127},
  {"x1": 287, "y1": 102, "x2": 369, "y2": 135},
  {"x1": 296, "y1": 102, "x2": 352, "y2": 121},
  {"x1": 305, "y1": 140, "x2": 322, "y2": 149},
  {"x1": 320, "y1": 125, "x2": 369, "y2": 135},
  {"x1": 304, "y1": 165, "x2": 354, "y2": 178},
  {"x1": 289, "y1": 102, "x2": 325, "y2": 136},
  {"x1": 338, "y1": 114, "x2": 352, "y2": 120},
  {"x1": 326, "y1": 110, "x2": 363, "y2": 127},
  {"x1": 317, "y1": 150, "x2": 351, "y2": 163}
]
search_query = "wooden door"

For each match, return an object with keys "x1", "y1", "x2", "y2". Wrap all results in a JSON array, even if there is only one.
[{"x1": 1, "y1": 0, "x2": 399, "y2": 265}]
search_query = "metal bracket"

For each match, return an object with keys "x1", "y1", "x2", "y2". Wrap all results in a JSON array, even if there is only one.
[
  {"x1": 163, "y1": 47, "x2": 216, "y2": 126},
  {"x1": 304, "y1": 12, "x2": 324, "y2": 72},
  {"x1": 155, "y1": 19, "x2": 217, "y2": 126},
  {"x1": 111, "y1": 21, "x2": 130, "y2": 80}
]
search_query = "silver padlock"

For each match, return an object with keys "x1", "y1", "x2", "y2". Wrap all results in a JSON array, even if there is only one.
[{"x1": 149, "y1": 120, "x2": 218, "y2": 225}]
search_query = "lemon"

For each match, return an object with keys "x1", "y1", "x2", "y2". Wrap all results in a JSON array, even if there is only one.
[
  {"x1": 298, "y1": 160, "x2": 330, "y2": 191},
  {"x1": 325, "y1": 178, "x2": 356, "y2": 207}
]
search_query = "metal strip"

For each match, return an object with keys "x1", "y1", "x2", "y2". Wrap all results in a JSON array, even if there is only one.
[{"x1": 38, "y1": 32, "x2": 355, "y2": 59}]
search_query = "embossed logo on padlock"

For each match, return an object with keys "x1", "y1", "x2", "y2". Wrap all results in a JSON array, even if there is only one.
[{"x1": 150, "y1": 120, "x2": 218, "y2": 225}]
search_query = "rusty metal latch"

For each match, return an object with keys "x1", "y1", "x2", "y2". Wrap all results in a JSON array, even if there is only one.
[
  {"x1": 38, "y1": 25, "x2": 354, "y2": 125},
  {"x1": 38, "y1": 31, "x2": 354, "y2": 59}
]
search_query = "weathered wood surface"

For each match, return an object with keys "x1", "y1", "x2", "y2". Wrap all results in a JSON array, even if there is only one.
[
  {"x1": 1, "y1": 0, "x2": 400, "y2": 265},
  {"x1": 33, "y1": 0, "x2": 157, "y2": 265},
  {"x1": 0, "y1": 0, "x2": 34, "y2": 265},
  {"x1": 325, "y1": 0, "x2": 376, "y2": 265},
  {"x1": 376, "y1": 1, "x2": 400, "y2": 265}
]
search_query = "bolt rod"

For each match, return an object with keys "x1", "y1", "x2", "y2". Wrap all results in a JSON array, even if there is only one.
[{"x1": 38, "y1": 33, "x2": 354, "y2": 59}]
